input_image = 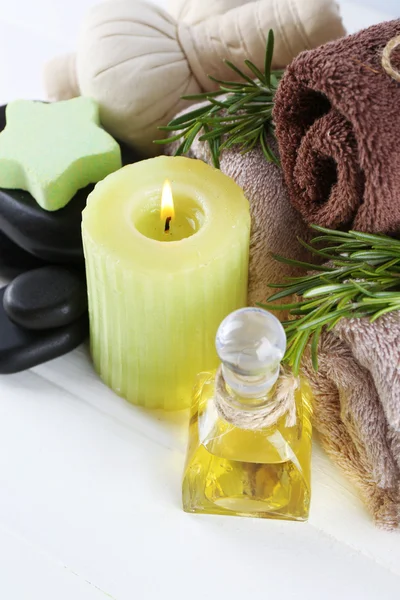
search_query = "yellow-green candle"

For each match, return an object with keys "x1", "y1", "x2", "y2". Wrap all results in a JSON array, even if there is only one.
[{"x1": 82, "y1": 156, "x2": 250, "y2": 410}]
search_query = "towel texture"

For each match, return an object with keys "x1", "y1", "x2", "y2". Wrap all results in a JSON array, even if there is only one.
[
  {"x1": 274, "y1": 19, "x2": 400, "y2": 234},
  {"x1": 303, "y1": 312, "x2": 400, "y2": 529},
  {"x1": 166, "y1": 102, "x2": 314, "y2": 307}
]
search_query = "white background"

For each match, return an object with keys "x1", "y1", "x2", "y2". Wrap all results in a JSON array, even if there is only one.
[
  {"x1": 362, "y1": 0, "x2": 398, "y2": 11},
  {"x1": 0, "y1": 1, "x2": 399, "y2": 599}
]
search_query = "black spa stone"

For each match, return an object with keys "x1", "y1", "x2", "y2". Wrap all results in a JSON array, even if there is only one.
[
  {"x1": 0, "y1": 230, "x2": 45, "y2": 278},
  {"x1": 3, "y1": 266, "x2": 87, "y2": 330},
  {"x1": 0, "y1": 182, "x2": 89, "y2": 264},
  {"x1": 0, "y1": 286, "x2": 88, "y2": 374},
  {"x1": 0, "y1": 104, "x2": 140, "y2": 265}
]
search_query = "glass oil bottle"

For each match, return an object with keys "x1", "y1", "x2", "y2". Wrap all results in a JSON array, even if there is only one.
[{"x1": 182, "y1": 307, "x2": 313, "y2": 521}]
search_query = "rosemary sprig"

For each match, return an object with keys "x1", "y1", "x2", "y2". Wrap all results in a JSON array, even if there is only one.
[
  {"x1": 155, "y1": 30, "x2": 283, "y2": 168},
  {"x1": 260, "y1": 226, "x2": 400, "y2": 374}
]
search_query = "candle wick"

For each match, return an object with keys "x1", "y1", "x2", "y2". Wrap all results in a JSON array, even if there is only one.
[{"x1": 165, "y1": 216, "x2": 172, "y2": 233}]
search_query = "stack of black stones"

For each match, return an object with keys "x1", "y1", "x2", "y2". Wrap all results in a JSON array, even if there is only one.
[{"x1": 0, "y1": 104, "x2": 139, "y2": 374}]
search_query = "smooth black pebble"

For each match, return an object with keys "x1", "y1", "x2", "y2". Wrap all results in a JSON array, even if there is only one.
[
  {"x1": 0, "y1": 103, "x2": 141, "y2": 265},
  {"x1": 0, "y1": 287, "x2": 88, "y2": 374},
  {"x1": 0, "y1": 230, "x2": 45, "y2": 278},
  {"x1": 3, "y1": 266, "x2": 88, "y2": 330},
  {"x1": 0, "y1": 185, "x2": 89, "y2": 264}
]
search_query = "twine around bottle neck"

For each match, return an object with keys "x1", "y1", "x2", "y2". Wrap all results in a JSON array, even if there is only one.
[
  {"x1": 382, "y1": 35, "x2": 400, "y2": 83},
  {"x1": 214, "y1": 366, "x2": 299, "y2": 431}
]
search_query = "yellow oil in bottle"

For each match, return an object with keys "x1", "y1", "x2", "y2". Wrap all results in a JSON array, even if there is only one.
[{"x1": 182, "y1": 373, "x2": 313, "y2": 520}]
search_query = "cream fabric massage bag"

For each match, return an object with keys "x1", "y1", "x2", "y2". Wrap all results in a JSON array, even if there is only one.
[{"x1": 44, "y1": 0, "x2": 345, "y2": 155}]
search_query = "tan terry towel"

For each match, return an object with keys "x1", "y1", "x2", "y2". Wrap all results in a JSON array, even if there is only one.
[
  {"x1": 303, "y1": 312, "x2": 400, "y2": 530},
  {"x1": 166, "y1": 102, "x2": 314, "y2": 307}
]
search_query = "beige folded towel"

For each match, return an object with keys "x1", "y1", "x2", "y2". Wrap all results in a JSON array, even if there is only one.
[
  {"x1": 166, "y1": 103, "x2": 314, "y2": 307},
  {"x1": 303, "y1": 312, "x2": 400, "y2": 530},
  {"x1": 43, "y1": 0, "x2": 345, "y2": 156}
]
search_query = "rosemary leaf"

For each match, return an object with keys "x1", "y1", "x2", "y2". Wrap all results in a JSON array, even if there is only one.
[
  {"x1": 223, "y1": 60, "x2": 258, "y2": 86},
  {"x1": 311, "y1": 327, "x2": 322, "y2": 371},
  {"x1": 264, "y1": 29, "x2": 275, "y2": 87},
  {"x1": 244, "y1": 59, "x2": 266, "y2": 84},
  {"x1": 264, "y1": 226, "x2": 400, "y2": 372},
  {"x1": 271, "y1": 254, "x2": 332, "y2": 271},
  {"x1": 156, "y1": 29, "x2": 282, "y2": 165},
  {"x1": 292, "y1": 332, "x2": 311, "y2": 375}
]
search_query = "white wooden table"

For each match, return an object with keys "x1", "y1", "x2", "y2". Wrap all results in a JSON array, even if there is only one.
[{"x1": 0, "y1": 2, "x2": 399, "y2": 599}]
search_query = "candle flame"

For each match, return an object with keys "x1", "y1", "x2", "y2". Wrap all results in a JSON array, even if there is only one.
[{"x1": 161, "y1": 179, "x2": 175, "y2": 221}]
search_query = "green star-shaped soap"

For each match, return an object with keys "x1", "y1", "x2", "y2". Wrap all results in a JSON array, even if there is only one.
[{"x1": 0, "y1": 98, "x2": 122, "y2": 211}]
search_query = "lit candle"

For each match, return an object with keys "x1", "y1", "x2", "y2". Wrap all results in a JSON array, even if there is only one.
[
  {"x1": 82, "y1": 156, "x2": 250, "y2": 410},
  {"x1": 136, "y1": 178, "x2": 202, "y2": 242}
]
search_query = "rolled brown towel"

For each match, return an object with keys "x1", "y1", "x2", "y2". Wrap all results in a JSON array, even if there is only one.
[
  {"x1": 165, "y1": 103, "x2": 314, "y2": 307},
  {"x1": 273, "y1": 19, "x2": 400, "y2": 234},
  {"x1": 303, "y1": 312, "x2": 400, "y2": 529}
]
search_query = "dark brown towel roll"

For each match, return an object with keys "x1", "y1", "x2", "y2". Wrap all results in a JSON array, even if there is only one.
[{"x1": 273, "y1": 19, "x2": 400, "y2": 234}]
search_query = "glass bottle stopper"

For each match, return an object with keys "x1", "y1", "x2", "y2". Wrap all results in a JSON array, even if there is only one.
[{"x1": 215, "y1": 307, "x2": 287, "y2": 399}]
